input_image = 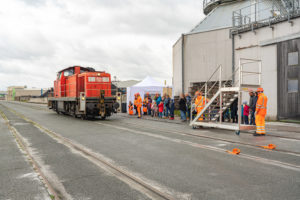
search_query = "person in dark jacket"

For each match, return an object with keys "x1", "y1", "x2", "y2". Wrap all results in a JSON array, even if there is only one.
[
  {"x1": 249, "y1": 90, "x2": 258, "y2": 125},
  {"x1": 231, "y1": 98, "x2": 238, "y2": 123},
  {"x1": 169, "y1": 99, "x2": 175, "y2": 120},
  {"x1": 179, "y1": 94, "x2": 187, "y2": 121},
  {"x1": 145, "y1": 92, "x2": 152, "y2": 115},
  {"x1": 164, "y1": 94, "x2": 171, "y2": 118},
  {"x1": 185, "y1": 93, "x2": 192, "y2": 120}
]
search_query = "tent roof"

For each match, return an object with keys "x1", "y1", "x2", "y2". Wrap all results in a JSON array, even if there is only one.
[{"x1": 132, "y1": 76, "x2": 164, "y2": 87}]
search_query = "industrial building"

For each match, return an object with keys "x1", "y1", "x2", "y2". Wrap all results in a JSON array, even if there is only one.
[
  {"x1": 0, "y1": 91, "x2": 7, "y2": 100},
  {"x1": 173, "y1": 0, "x2": 300, "y2": 120},
  {"x1": 7, "y1": 86, "x2": 49, "y2": 101}
]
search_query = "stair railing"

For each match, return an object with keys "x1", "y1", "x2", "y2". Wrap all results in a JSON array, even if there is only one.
[{"x1": 190, "y1": 65, "x2": 222, "y2": 121}]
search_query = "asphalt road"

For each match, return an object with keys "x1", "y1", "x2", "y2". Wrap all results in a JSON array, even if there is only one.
[{"x1": 0, "y1": 101, "x2": 300, "y2": 200}]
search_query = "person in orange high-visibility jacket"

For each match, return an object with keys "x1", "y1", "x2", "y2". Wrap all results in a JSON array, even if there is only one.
[
  {"x1": 128, "y1": 101, "x2": 134, "y2": 115},
  {"x1": 143, "y1": 98, "x2": 148, "y2": 115},
  {"x1": 254, "y1": 88, "x2": 268, "y2": 136},
  {"x1": 133, "y1": 94, "x2": 138, "y2": 115},
  {"x1": 136, "y1": 93, "x2": 142, "y2": 118},
  {"x1": 195, "y1": 91, "x2": 206, "y2": 121}
]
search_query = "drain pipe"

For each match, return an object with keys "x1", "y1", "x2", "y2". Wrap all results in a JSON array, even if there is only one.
[
  {"x1": 181, "y1": 34, "x2": 185, "y2": 94},
  {"x1": 231, "y1": 31, "x2": 235, "y2": 84}
]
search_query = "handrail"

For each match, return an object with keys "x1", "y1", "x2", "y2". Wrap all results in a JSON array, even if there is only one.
[
  {"x1": 206, "y1": 80, "x2": 219, "y2": 95},
  {"x1": 190, "y1": 65, "x2": 222, "y2": 121},
  {"x1": 195, "y1": 65, "x2": 222, "y2": 97}
]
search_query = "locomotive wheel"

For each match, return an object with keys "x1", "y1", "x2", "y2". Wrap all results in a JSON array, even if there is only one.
[{"x1": 81, "y1": 115, "x2": 86, "y2": 120}]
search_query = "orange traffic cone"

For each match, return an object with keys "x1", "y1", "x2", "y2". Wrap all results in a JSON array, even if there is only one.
[
  {"x1": 261, "y1": 144, "x2": 276, "y2": 150},
  {"x1": 227, "y1": 148, "x2": 241, "y2": 155}
]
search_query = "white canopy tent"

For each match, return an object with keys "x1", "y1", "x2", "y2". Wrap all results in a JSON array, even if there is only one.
[{"x1": 126, "y1": 76, "x2": 164, "y2": 112}]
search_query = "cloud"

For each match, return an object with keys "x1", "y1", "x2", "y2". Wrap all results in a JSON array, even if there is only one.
[{"x1": 0, "y1": 0, "x2": 203, "y2": 90}]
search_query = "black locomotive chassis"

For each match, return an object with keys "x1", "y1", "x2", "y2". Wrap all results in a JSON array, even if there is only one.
[{"x1": 48, "y1": 97, "x2": 117, "y2": 117}]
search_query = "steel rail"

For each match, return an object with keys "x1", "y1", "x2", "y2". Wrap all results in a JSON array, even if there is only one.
[
  {"x1": 0, "y1": 110, "x2": 60, "y2": 200},
  {"x1": 0, "y1": 104, "x2": 175, "y2": 200},
  {"x1": 96, "y1": 120, "x2": 300, "y2": 171},
  {"x1": 113, "y1": 118, "x2": 300, "y2": 156},
  {"x1": 119, "y1": 114, "x2": 300, "y2": 141},
  {"x1": 4, "y1": 101, "x2": 300, "y2": 142}
]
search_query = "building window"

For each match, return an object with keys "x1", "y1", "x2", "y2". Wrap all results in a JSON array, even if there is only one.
[
  {"x1": 288, "y1": 79, "x2": 298, "y2": 93},
  {"x1": 288, "y1": 51, "x2": 299, "y2": 66}
]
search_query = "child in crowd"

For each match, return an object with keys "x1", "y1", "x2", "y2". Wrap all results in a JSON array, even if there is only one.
[
  {"x1": 128, "y1": 101, "x2": 134, "y2": 115},
  {"x1": 243, "y1": 101, "x2": 249, "y2": 124},
  {"x1": 158, "y1": 101, "x2": 164, "y2": 118},
  {"x1": 151, "y1": 101, "x2": 158, "y2": 117}
]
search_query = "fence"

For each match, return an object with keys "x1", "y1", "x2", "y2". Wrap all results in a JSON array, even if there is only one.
[{"x1": 232, "y1": 0, "x2": 300, "y2": 29}]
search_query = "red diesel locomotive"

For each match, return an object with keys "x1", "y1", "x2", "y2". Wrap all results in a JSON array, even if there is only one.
[{"x1": 48, "y1": 66, "x2": 118, "y2": 119}]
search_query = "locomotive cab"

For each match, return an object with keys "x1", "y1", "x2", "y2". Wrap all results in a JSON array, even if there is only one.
[{"x1": 48, "y1": 66, "x2": 118, "y2": 119}]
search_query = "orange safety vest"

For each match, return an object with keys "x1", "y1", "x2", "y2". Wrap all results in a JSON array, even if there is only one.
[
  {"x1": 128, "y1": 105, "x2": 133, "y2": 115},
  {"x1": 256, "y1": 93, "x2": 268, "y2": 115},
  {"x1": 137, "y1": 96, "x2": 142, "y2": 107},
  {"x1": 195, "y1": 96, "x2": 205, "y2": 109},
  {"x1": 143, "y1": 107, "x2": 147, "y2": 112},
  {"x1": 133, "y1": 99, "x2": 137, "y2": 107}
]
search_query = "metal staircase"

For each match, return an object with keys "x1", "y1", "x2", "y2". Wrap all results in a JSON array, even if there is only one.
[{"x1": 190, "y1": 58, "x2": 262, "y2": 133}]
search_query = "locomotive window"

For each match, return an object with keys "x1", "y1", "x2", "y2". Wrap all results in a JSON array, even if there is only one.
[
  {"x1": 102, "y1": 77, "x2": 109, "y2": 82},
  {"x1": 88, "y1": 77, "x2": 96, "y2": 82},
  {"x1": 80, "y1": 69, "x2": 87, "y2": 74},
  {"x1": 64, "y1": 69, "x2": 74, "y2": 77},
  {"x1": 57, "y1": 72, "x2": 62, "y2": 80}
]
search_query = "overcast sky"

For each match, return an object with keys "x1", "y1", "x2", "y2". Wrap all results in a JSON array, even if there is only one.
[{"x1": 0, "y1": 0, "x2": 204, "y2": 91}]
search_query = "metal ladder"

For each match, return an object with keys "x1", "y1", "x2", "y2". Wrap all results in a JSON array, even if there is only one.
[{"x1": 190, "y1": 58, "x2": 262, "y2": 134}]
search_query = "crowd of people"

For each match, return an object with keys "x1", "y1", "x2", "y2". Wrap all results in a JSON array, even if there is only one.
[
  {"x1": 128, "y1": 92, "x2": 175, "y2": 120},
  {"x1": 128, "y1": 87, "x2": 267, "y2": 136},
  {"x1": 230, "y1": 89, "x2": 259, "y2": 125},
  {"x1": 177, "y1": 87, "x2": 267, "y2": 136}
]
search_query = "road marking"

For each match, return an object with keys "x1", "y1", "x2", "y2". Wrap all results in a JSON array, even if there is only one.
[{"x1": 97, "y1": 122, "x2": 300, "y2": 172}]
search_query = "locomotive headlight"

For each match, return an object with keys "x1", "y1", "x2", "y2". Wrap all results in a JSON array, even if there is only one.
[
  {"x1": 97, "y1": 73, "x2": 101, "y2": 76},
  {"x1": 81, "y1": 96, "x2": 85, "y2": 101}
]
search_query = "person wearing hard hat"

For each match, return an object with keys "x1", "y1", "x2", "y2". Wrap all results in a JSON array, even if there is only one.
[
  {"x1": 254, "y1": 88, "x2": 268, "y2": 136},
  {"x1": 194, "y1": 91, "x2": 207, "y2": 121},
  {"x1": 136, "y1": 93, "x2": 142, "y2": 118},
  {"x1": 133, "y1": 94, "x2": 138, "y2": 115}
]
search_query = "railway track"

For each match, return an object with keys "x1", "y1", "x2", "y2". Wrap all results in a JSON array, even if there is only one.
[
  {"x1": 4, "y1": 101, "x2": 300, "y2": 141},
  {"x1": 2, "y1": 101, "x2": 300, "y2": 159},
  {"x1": 119, "y1": 115, "x2": 300, "y2": 141},
  {"x1": 0, "y1": 104, "x2": 176, "y2": 200},
  {"x1": 3, "y1": 101, "x2": 300, "y2": 155},
  {"x1": 106, "y1": 119, "x2": 300, "y2": 156},
  {"x1": 96, "y1": 120, "x2": 300, "y2": 172}
]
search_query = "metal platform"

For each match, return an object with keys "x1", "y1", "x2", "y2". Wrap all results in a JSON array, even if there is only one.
[
  {"x1": 190, "y1": 58, "x2": 262, "y2": 134},
  {"x1": 191, "y1": 122, "x2": 256, "y2": 131}
]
